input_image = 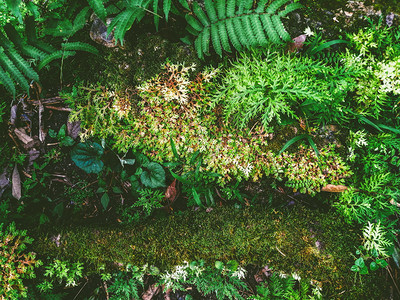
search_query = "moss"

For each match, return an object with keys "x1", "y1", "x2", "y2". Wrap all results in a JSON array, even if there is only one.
[{"x1": 32, "y1": 205, "x2": 387, "y2": 299}]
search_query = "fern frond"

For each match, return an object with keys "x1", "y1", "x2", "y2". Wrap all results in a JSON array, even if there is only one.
[
  {"x1": 238, "y1": 0, "x2": 253, "y2": 14},
  {"x1": 266, "y1": 0, "x2": 290, "y2": 14},
  {"x1": 204, "y1": 0, "x2": 218, "y2": 23},
  {"x1": 3, "y1": 23, "x2": 25, "y2": 49},
  {"x1": 38, "y1": 50, "x2": 76, "y2": 70},
  {"x1": 0, "y1": 64, "x2": 16, "y2": 97},
  {"x1": 226, "y1": 18, "x2": 242, "y2": 51},
  {"x1": 278, "y1": 2, "x2": 303, "y2": 17},
  {"x1": 242, "y1": 15, "x2": 257, "y2": 47},
  {"x1": 193, "y1": 2, "x2": 210, "y2": 27},
  {"x1": 216, "y1": 0, "x2": 226, "y2": 20},
  {"x1": 73, "y1": 6, "x2": 90, "y2": 32},
  {"x1": 163, "y1": 0, "x2": 172, "y2": 21},
  {"x1": 153, "y1": 0, "x2": 160, "y2": 31},
  {"x1": 87, "y1": 0, "x2": 107, "y2": 21},
  {"x1": 61, "y1": 42, "x2": 99, "y2": 55},
  {"x1": 109, "y1": 7, "x2": 146, "y2": 44},
  {"x1": 30, "y1": 40, "x2": 57, "y2": 54},
  {"x1": 226, "y1": 0, "x2": 235, "y2": 17},
  {"x1": 194, "y1": 35, "x2": 204, "y2": 59},
  {"x1": 0, "y1": 51, "x2": 29, "y2": 91},
  {"x1": 201, "y1": 26, "x2": 211, "y2": 55},
  {"x1": 271, "y1": 15, "x2": 291, "y2": 41},
  {"x1": 6, "y1": 48, "x2": 39, "y2": 81},
  {"x1": 211, "y1": 23, "x2": 222, "y2": 57},
  {"x1": 185, "y1": 14, "x2": 203, "y2": 32},
  {"x1": 260, "y1": 14, "x2": 281, "y2": 44},
  {"x1": 186, "y1": 0, "x2": 297, "y2": 58}
]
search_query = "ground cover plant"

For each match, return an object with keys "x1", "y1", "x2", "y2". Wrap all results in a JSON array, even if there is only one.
[{"x1": 0, "y1": 0, "x2": 399, "y2": 299}]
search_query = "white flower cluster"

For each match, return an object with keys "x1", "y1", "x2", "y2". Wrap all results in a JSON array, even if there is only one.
[
  {"x1": 231, "y1": 266, "x2": 247, "y2": 280},
  {"x1": 159, "y1": 261, "x2": 204, "y2": 290},
  {"x1": 375, "y1": 58, "x2": 400, "y2": 95}
]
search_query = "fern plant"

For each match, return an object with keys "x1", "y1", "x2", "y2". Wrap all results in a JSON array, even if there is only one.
[{"x1": 185, "y1": 0, "x2": 302, "y2": 58}]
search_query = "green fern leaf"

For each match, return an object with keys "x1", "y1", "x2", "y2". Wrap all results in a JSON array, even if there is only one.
[
  {"x1": 61, "y1": 42, "x2": 99, "y2": 55},
  {"x1": 216, "y1": 0, "x2": 226, "y2": 20},
  {"x1": 73, "y1": 6, "x2": 90, "y2": 32},
  {"x1": 255, "y1": 0, "x2": 269, "y2": 13},
  {"x1": 233, "y1": 17, "x2": 248, "y2": 48},
  {"x1": 0, "y1": 64, "x2": 16, "y2": 96},
  {"x1": 272, "y1": 15, "x2": 291, "y2": 41},
  {"x1": 185, "y1": 14, "x2": 203, "y2": 32},
  {"x1": 177, "y1": 0, "x2": 189, "y2": 10},
  {"x1": 38, "y1": 50, "x2": 76, "y2": 70},
  {"x1": 260, "y1": 14, "x2": 281, "y2": 44},
  {"x1": 218, "y1": 21, "x2": 231, "y2": 52},
  {"x1": 194, "y1": 35, "x2": 204, "y2": 59},
  {"x1": 211, "y1": 23, "x2": 222, "y2": 57},
  {"x1": 205, "y1": 0, "x2": 218, "y2": 23},
  {"x1": 109, "y1": 8, "x2": 141, "y2": 44},
  {"x1": 252, "y1": 15, "x2": 268, "y2": 46},
  {"x1": 164, "y1": 0, "x2": 172, "y2": 21},
  {"x1": 87, "y1": 0, "x2": 107, "y2": 21},
  {"x1": 266, "y1": 0, "x2": 290, "y2": 14},
  {"x1": 193, "y1": 2, "x2": 210, "y2": 27},
  {"x1": 226, "y1": 18, "x2": 242, "y2": 51},
  {"x1": 242, "y1": 15, "x2": 257, "y2": 47},
  {"x1": 25, "y1": 16, "x2": 38, "y2": 43},
  {"x1": 0, "y1": 51, "x2": 29, "y2": 91},
  {"x1": 153, "y1": 0, "x2": 160, "y2": 31},
  {"x1": 6, "y1": 48, "x2": 39, "y2": 81},
  {"x1": 201, "y1": 26, "x2": 211, "y2": 55},
  {"x1": 186, "y1": 24, "x2": 200, "y2": 36},
  {"x1": 30, "y1": 40, "x2": 56, "y2": 54},
  {"x1": 278, "y1": 2, "x2": 303, "y2": 17},
  {"x1": 226, "y1": 0, "x2": 235, "y2": 17},
  {"x1": 238, "y1": 0, "x2": 253, "y2": 14},
  {"x1": 20, "y1": 45, "x2": 46, "y2": 60}
]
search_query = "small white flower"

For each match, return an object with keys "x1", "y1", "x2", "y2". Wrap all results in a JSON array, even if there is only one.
[{"x1": 303, "y1": 26, "x2": 314, "y2": 37}]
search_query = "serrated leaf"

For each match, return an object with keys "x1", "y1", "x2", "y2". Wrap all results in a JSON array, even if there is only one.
[
  {"x1": 140, "y1": 162, "x2": 166, "y2": 188},
  {"x1": 71, "y1": 141, "x2": 104, "y2": 173},
  {"x1": 215, "y1": 261, "x2": 224, "y2": 270}
]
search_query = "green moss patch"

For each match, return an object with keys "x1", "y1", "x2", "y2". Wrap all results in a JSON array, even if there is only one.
[{"x1": 32, "y1": 205, "x2": 387, "y2": 298}]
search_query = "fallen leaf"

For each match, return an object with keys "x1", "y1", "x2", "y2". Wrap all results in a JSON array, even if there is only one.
[
  {"x1": 321, "y1": 184, "x2": 349, "y2": 193},
  {"x1": 165, "y1": 179, "x2": 177, "y2": 203},
  {"x1": 0, "y1": 169, "x2": 10, "y2": 198},
  {"x1": 67, "y1": 121, "x2": 81, "y2": 139},
  {"x1": 28, "y1": 149, "x2": 40, "y2": 166},
  {"x1": 12, "y1": 164, "x2": 22, "y2": 200},
  {"x1": 142, "y1": 283, "x2": 161, "y2": 300},
  {"x1": 288, "y1": 34, "x2": 307, "y2": 53},
  {"x1": 14, "y1": 128, "x2": 34, "y2": 144},
  {"x1": 10, "y1": 105, "x2": 17, "y2": 125}
]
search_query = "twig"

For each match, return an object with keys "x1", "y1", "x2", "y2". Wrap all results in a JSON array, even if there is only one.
[
  {"x1": 276, "y1": 246, "x2": 286, "y2": 257},
  {"x1": 387, "y1": 266, "x2": 400, "y2": 296},
  {"x1": 44, "y1": 106, "x2": 72, "y2": 112},
  {"x1": 73, "y1": 277, "x2": 88, "y2": 300}
]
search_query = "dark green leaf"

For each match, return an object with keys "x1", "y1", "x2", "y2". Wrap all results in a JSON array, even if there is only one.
[
  {"x1": 370, "y1": 262, "x2": 379, "y2": 271},
  {"x1": 140, "y1": 162, "x2": 166, "y2": 188},
  {"x1": 71, "y1": 141, "x2": 104, "y2": 174},
  {"x1": 101, "y1": 192, "x2": 110, "y2": 210}
]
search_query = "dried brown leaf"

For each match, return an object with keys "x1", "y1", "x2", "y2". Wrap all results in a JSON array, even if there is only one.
[
  {"x1": 38, "y1": 101, "x2": 45, "y2": 142},
  {"x1": 12, "y1": 164, "x2": 22, "y2": 200},
  {"x1": 14, "y1": 128, "x2": 34, "y2": 144},
  {"x1": 67, "y1": 121, "x2": 81, "y2": 139},
  {"x1": 10, "y1": 105, "x2": 17, "y2": 125},
  {"x1": 321, "y1": 184, "x2": 349, "y2": 193}
]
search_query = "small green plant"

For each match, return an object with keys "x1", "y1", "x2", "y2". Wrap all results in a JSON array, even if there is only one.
[
  {"x1": 108, "y1": 264, "x2": 148, "y2": 300},
  {"x1": 37, "y1": 259, "x2": 84, "y2": 293},
  {"x1": 48, "y1": 124, "x2": 75, "y2": 147},
  {"x1": 0, "y1": 222, "x2": 42, "y2": 299},
  {"x1": 159, "y1": 260, "x2": 247, "y2": 300}
]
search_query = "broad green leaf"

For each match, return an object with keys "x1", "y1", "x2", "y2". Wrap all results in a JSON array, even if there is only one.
[
  {"x1": 61, "y1": 136, "x2": 75, "y2": 147},
  {"x1": 215, "y1": 261, "x2": 224, "y2": 270},
  {"x1": 140, "y1": 162, "x2": 166, "y2": 188},
  {"x1": 101, "y1": 192, "x2": 110, "y2": 210},
  {"x1": 370, "y1": 262, "x2": 379, "y2": 271},
  {"x1": 71, "y1": 141, "x2": 104, "y2": 174}
]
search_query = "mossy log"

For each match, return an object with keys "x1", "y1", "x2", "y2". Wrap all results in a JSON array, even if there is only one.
[{"x1": 32, "y1": 205, "x2": 387, "y2": 298}]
